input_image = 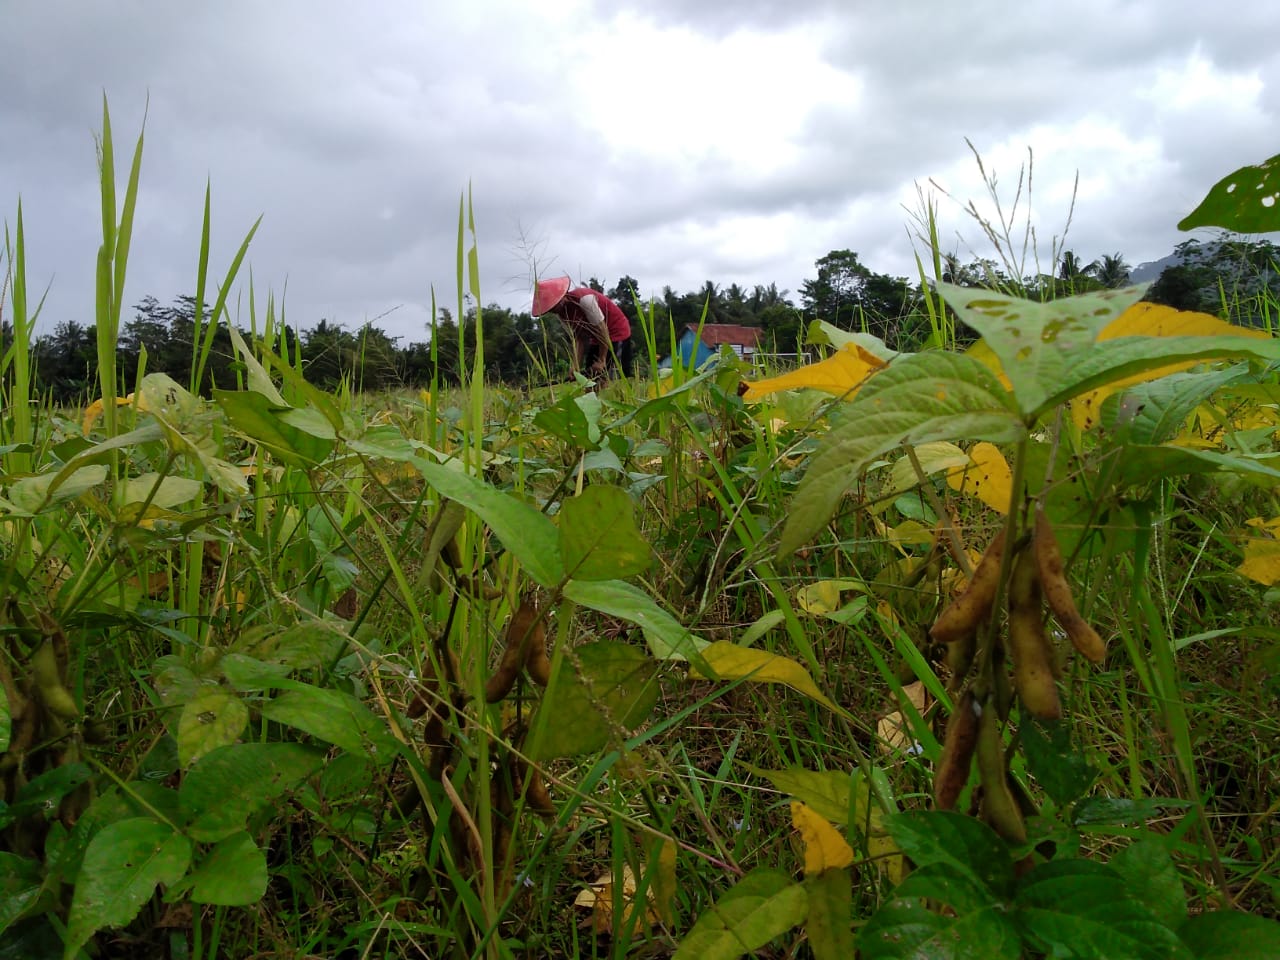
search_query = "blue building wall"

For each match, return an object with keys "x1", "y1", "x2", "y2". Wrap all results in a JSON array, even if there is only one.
[{"x1": 667, "y1": 329, "x2": 715, "y2": 368}]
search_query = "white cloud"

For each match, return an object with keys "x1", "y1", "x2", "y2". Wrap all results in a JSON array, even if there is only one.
[{"x1": 1, "y1": 0, "x2": 1278, "y2": 342}]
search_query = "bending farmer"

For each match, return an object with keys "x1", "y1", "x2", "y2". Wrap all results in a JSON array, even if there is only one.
[{"x1": 532, "y1": 277, "x2": 633, "y2": 377}]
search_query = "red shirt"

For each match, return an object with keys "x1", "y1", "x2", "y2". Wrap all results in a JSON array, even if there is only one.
[{"x1": 559, "y1": 288, "x2": 631, "y2": 343}]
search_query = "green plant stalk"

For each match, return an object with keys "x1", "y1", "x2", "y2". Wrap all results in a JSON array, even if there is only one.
[{"x1": 1129, "y1": 508, "x2": 1230, "y2": 900}]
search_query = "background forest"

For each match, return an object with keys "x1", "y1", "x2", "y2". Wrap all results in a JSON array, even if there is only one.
[{"x1": 19, "y1": 237, "x2": 1280, "y2": 402}]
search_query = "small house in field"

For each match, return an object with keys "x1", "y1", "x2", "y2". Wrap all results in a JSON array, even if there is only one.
[{"x1": 668, "y1": 323, "x2": 763, "y2": 367}]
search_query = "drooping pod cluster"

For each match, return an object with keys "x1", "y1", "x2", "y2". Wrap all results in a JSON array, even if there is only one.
[
  {"x1": 484, "y1": 596, "x2": 551, "y2": 702},
  {"x1": 928, "y1": 506, "x2": 1106, "y2": 840},
  {"x1": 1, "y1": 623, "x2": 93, "y2": 834}
]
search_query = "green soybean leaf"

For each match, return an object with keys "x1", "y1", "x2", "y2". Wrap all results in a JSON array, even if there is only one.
[
  {"x1": 348, "y1": 428, "x2": 569, "y2": 586},
  {"x1": 528, "y1": 640, "x2": 661, "y2": 760},
  {"x1": 4, "y1": 763, "x2": 92, "y2": 827},
  {"x1": 1054, "y1": 334, "x2": 1280, "y2": 416},
  {"x1": 179, "y1": 742, "x2": 324, "y2": 842},
  {"x1": 741, "y1": 766, "x2": 853, "y2": 827},
  {"x1": 260, "y1": 684, "x2": 399, "y2": 764},
  {"x1": 226, "y1": 324, "x2": 287, "y2": 405},
  {"x1": 672, "y1": 868, "x2": 807, "y2": 960},
  {"x1": 9, "y1": 464, "x2": 109, "y2": 514},
  {"x1": 213, "y1": 390, "x2": 334, "y2": 468},
  {"x1": 64, "y1": 818, "x2": 192, "y2": 960},
  {"x1": 858, "y1": 868, "x2": 1020, "y2": 960},
  {"x1": 887, "y1": 810, "x2": 1014, "y2": 899},
  {"x1": 941, "y1": 283, "x2": 1143, "y2": 416},
  {"x1": 1021, "y1": 718, "x2": 1097, "y2": 807},
  {"x1": 559, "y1": 485, "x2": 652, "y2": 580},
  {"x1": 1110, "y1": 837, "x2": 1187, "y2": 931},
  {"x1": 805, "y1": 868, "x2": 854, "y2": 960},
  {"x1": 0, "y1": 852, "x2": 43, "y2": 936},
  {"x1": 186, "y1": 831, "x2": 268, "y2": 906},
  {"x1": 410, "y1": 455, "x2": 565, "y2": 586},
  {"x1": 1179, "y1": 153, "x2": 1280, "y2": 233},
  {"x1": 534, "y1": 393, "x2": 598, "y2": 450},
  {"x1": 1104, "y1": 365, "x2": 1250, "y2": 445},
  {"x1": 219, "y1": 653, "x2": 294, "y2": 691},
  {"x1": 176, "y1": 686, "x2": 248, "y2": 766},
  {"x1": 563, "y1": 578, "x2": 706, "y2": 661},
  {"x1": 1110, "y1": 445, "x2": 1280, "y2": 487},
  {"x1": 779, "y1": 351, "x2": 1023, "y2": 557},
  {"x1": 1073, "y1": 796, "x2": 1190, "y2": 826},
  {"x1": 120, "y1": 473, "x2": 202, "y2": 509},
  {"x1": 1179, "y1": 910, "x2": 1280, "y2": 958},
  {"x1": 1014, "y1": 859, "x2": 1193, "y2": 960}
]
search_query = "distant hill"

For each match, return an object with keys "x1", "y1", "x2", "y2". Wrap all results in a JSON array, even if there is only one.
[
  {"x1": 1130, "y1": 240, "x2": 1228, "y2": 284},
  {"x1": 1129, "y1": 253, "x2": 1179, "y2": 285}
]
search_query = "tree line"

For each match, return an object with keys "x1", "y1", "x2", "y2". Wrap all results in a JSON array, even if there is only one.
[{"x1": 13, "y1": 238, "x2": 1278, "y2": 405}]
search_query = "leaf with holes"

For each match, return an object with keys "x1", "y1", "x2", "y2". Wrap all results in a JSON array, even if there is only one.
[
  {"x1": 179, "y1": 742, "x2": 324, "y2": 842},
  {"x1": 940, "y1": 285, "x2": 1280, "y2": 420},
  {"x1": 64, "y1": 818, "x2": 192, "y2": 959},
  {"x1": 947, "y1": 442, "x2": 1013, "y2": 514},
  {"x1": 1179, "y1": 152, "x2": 1280, "y2": 233},
  {"x1": 176, "y1": 686, "x2": 248, "y2": 767},
  {"x1": 779, "y1": 351, "x2": 1023, "y2": 557}
]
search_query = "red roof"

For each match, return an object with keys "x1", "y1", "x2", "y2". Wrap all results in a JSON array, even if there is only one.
[{"x1": 685, "y1": 324, "x2": 763, "y2": 347}]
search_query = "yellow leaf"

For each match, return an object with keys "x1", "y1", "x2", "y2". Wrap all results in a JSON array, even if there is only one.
[
  {"x1": 1072, "y1": 302, "x2": 1271, "y2": 430},
  {"x1": 887, "y1": 519, "x2": 935, "y2": 549},
  {"x1": 876, "y1": 598, "x2": 898, "y2": 629},
  {"x1": 947, "y1": 442, "x2": 1013, "y2": 514},
  {"x1": 876, "y1": 681, "x2": 927, "y2": 756},
  {"x1": 1238, "y1": 519, "x2": 1280, "y2": 585},
  {"x1": 966, "y1": 337, "x2": 1013, "y2": 391},
  {"x1": 796, "y1": 579, "x2": 861, "y2": 615},
  {"x1": 81, "y1": 394, "x2": 134, "y2": 436},
  {"x1": 574, "y1": 864, "x2": 661, "y2": 934},
  {"x1": 741, "y1": 343, "x2": 886, "y2": 402},
  {"x1": 649, "y1": 838, "x2": 677, "y2": 927},
  {"x1": 791, "y1": 801, "x2": 854, "y2": 876},
  {"x1": 880, "y1": 442, "x2": 970, "y2": 511},
  {"x1": 694, "y1": 641, "x2": 844, "y2": 715}
]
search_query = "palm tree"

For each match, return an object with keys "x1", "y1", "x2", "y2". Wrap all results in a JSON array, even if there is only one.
[
  {"x1": 1093, "y1": 252, "x2": 1131, "y2": 288},
  {"x1": 1058, "y1": 250, "x2": 1098, "y2": 284}
]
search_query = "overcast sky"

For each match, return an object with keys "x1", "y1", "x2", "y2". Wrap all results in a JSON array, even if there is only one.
[{"x1": 2, "y1": 1, "x2": 1277, "y2": 342}]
